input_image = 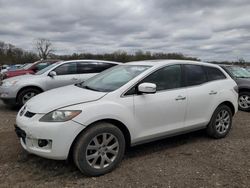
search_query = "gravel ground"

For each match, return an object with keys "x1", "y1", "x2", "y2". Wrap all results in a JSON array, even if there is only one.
[{"x1": 0, "y1": 101, "x2": 250, "y2": 188}]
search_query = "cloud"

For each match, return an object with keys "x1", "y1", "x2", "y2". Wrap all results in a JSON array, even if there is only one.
[{"x1": 0, "y1": 0, "x2": 250, "y2": 61}]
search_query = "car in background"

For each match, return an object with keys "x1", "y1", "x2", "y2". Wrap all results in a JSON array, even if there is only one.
[
  {"x1": 2, "y1": 59, "x2": 60, "y2": 79},
  {"x1": 0, "y1": 65, "x2": 10, "y2": 74},
  {"x1": 0, "y1": 60, "x2": 120, "y2": 106},
  {"x1": 220, "y1": 65, "x2": 250, "y2": 111},
  {"x1": 245, "y1": 66, "x2": 250, "y2": 72},
  {"x1": 15, "y1": 60, "x2": 238, "y2": 176}
]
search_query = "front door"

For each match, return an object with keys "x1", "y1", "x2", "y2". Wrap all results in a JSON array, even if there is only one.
[{"x1": 132, "y1": 65, "x2": 187, "y2": 142}]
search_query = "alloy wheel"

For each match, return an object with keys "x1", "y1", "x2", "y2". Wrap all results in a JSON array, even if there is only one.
[
  {"x1": 86, "y1": 133, "x2": 119, "y2": 169},
  {"x1": 215, "y1": 110, "x2": 230, "y2": 134},
  {"x1": 22, "y1": 92, "x2": 36, "y2": 104},
  {"x1": 239, "y1": 95, "x2": 250, "y2": 109}
]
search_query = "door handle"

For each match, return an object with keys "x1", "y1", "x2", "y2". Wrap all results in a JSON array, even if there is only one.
[
  {"x1": 209, "y1": 91, "x2": 217, "y2": 95},
  {"x1": 175, "y1": 96, "x2": 186, "y2": 101},
  {"x1": 71, "y1": 78, "x2": 78, "y2": 81}
]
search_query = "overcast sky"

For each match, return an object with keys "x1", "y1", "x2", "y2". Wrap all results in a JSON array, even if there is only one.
[{"x1": 0, "y1": 0, "x2": 250, "y2": 61}]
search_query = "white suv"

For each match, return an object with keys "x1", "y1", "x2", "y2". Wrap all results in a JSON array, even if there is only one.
[{"x1": 15, "y1": 60, "x2": 238, "y2": 176}]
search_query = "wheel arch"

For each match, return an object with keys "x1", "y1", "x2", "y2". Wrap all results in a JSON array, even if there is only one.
[
  {"x1": 16, "y1": 85, "x2": 44, "y2": 100},
  {"x1": 218, "y1": 101, "x2": 235, "y2": 116},
  {"x1": 238, "y1": 87, "x2": 250, "y2": 94},
  {"x1": 68, "y1": 118, "x2": 131, "y2": 160}
]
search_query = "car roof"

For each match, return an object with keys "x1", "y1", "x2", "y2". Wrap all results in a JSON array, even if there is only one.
[
  {"x1": 125, "y1": 59, "x2": 221, "y2": 68},
  {"x1": 61, "y1": 59, "x2": 122, "y2": 64}
]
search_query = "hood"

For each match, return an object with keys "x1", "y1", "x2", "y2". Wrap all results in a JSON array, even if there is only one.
[
  {"x1": 3, "y1": 74, "x2": 37, "y2": 82},
  {"x1": 25, "y1": 85, "x2": 107, "y2": 113},
  {"x1": 5, "y1": 69, "x2": 33, "y2": 78}
]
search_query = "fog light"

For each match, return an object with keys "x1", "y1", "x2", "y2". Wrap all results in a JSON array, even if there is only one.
[
  {"x1": 0, "y1": 93, "x2": 9, "y2": 97},
  {"x1": 38, "y1": 139, "x2": 49, "y2": 147}
]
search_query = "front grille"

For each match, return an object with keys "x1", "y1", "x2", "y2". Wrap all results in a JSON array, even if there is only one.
[{"x1": 24, "y1": 111, "x2": 36, "y2": 118}]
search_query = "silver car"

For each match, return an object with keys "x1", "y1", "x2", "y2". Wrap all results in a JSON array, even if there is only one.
[{"x1": 0, "y1": 60, "x2": 120, "y2": 106}]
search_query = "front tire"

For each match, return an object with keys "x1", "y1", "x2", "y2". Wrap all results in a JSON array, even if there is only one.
[
  {"x1": 73, "y1": 122, "x2": 125, "y2": 176},
  {"x1": 17, "y1": 88, "x2": 41, "y2": 106},
  {"x1": 206, "y1": 105, "x2": 233, "y2": 139},
  {"x1": 238, "y1": 92, "x2": 250, "y2": 111}
]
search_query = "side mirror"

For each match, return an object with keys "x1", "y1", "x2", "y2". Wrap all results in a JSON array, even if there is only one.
[
  {"x1": 48, "y1": 71, "x2": 57, "y2": 77},
  {"x1": 138, "y1": 83, "x2": 156, "y2": 94}
]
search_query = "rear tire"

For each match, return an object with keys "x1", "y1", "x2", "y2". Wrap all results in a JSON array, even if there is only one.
[
  {"x1": 206, "y1": 105, "x2": 232, "y2": 139},
  {"x1": 238, "y1": 92, "x2": 250, "y2": 111},
  {"x1": 73, "y1": 122, "x2": 125, "y2": 176},
  {"x1": 17, "y1": 88, "x2": 41, "y2": 106}
]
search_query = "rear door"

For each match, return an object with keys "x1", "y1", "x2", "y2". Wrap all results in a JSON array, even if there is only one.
[
  {"x1": 77, "y1": 62, "x2": 117, "y2": 82},
  {"x1": 184, "y1": 65, "x2": 225, "y2": 127},
  {"x1": 45, "y1": 62, "x2": 79, "y2": 90}
]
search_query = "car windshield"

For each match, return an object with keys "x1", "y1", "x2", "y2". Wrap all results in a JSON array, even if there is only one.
[
  {"x1": 227, "y1": 66, "x2": 250, "y2": 78},
  {"x1": 21, "y1": 63, "x2": 32, "y2": 70},
  {"x1": 35, "y1": 62, "x2": 61, "y2": 75},
  {"x1": 78, "y1": 65, "x2": 151, "y2": 92}
]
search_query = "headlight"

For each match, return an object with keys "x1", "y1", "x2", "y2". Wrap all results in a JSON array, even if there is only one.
[
  {"x1": 39, "y1": 110, "x2": 82, "y2": 122},
  {"x1": 2, "y1": 80, "x2": 18, "y2": 87}
]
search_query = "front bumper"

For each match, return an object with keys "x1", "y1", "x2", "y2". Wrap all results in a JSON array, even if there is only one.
[
  {"x1": 0, "y1": 85, "x2": 18, "y2": 104},
  {"x1": 15, "y1": 111, "x2": 85, "y2": 160}
]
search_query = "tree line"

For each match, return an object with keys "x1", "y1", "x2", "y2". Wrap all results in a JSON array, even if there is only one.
[{"x1": 0, "y1": 40, "x2": 248, "y2": 65}]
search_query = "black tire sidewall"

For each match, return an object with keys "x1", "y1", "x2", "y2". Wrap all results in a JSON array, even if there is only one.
[
  {"x1": 239, "y1": 92, "x2": 250, "y2": 111},
  {"x1": 73, "y1": 123, "x2": 126, "y2": 176},
  {"x1": 17, "y1": 88, "x2": 40, "y2": 106},
  {"x1": 207, "y1": 105, "x2": 233, "y2": 139}
]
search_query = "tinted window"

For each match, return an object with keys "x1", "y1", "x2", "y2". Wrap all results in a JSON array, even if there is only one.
[
  {"x1": 77, "y1": 62, "x2": 116, "y2": 74},
  {"x1": 205, "y1": 66, "x2": 226, "y2": 81},
  {"x1": 35, "y1": 63, "x2": 51, "y2": 71},
  {"x1": 142, "y1": 65, "x2": 182, "y2": 91},
  {"x1": 184, "y1": 65, "x2": 207, "y2": 86},
  {"x1": 54, "y1": 63, "x2": 77, "y2": 75}
]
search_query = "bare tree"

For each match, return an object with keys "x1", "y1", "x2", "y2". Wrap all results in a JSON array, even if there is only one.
[{"x1": 35, "y1": 38, "x2": 53, "y2": 59}]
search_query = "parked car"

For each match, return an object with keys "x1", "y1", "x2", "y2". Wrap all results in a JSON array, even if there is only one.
[
  {"x1": 220, "y1": 65, "x2": 250, "y2": 111},
  {"x1": 2, "y1": 59, "x2": 59, "y2": 79},
  {"x1": 0, "y1": 60, "x2": 120, "y2": 106},
  {"x1": 245, "y1": 67, "x2": 250, "y2": 72},
  {"x1": 0, "y1": 65, "x2": 9, "y2": 74},
  {"x1": 15, "y1": 60, "x2": 238, "y2": 176}
]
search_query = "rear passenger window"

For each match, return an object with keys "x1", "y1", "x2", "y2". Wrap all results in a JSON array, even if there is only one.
[
  {"x1": 184, "y1": 65, "x2": 207, "y2": 86},
  {"x1": 205, "y1": 66, "x2": 226, "y2": 81},
  {"x1": 77, "y1": 62, "x2": 116, "y2": 74}
]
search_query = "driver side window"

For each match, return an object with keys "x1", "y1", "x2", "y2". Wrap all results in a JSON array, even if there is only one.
[
  {"x1": 142, "y1": 65, "x2": 182, "y2": 91},
  {"x1": 53, "y1": 63, "x2": 77, "y2": 75},
  {"x1": 124, "y1": 65, "x2": 182, "y2": 96}
]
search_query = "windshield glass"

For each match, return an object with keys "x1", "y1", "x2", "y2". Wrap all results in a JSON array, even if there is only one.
[
  {"x1": 22, "y1": 63, "x2": 32, "y2": 70},
  {"x1": 227, "y1": 66, "x2": 250, "y2": 78},
  {"x1": 79, "y1": 65, "x2": 151, "y2": 92},
  {"x1": 35, "y1": 62, "x2": 61, "y2": 75}
]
